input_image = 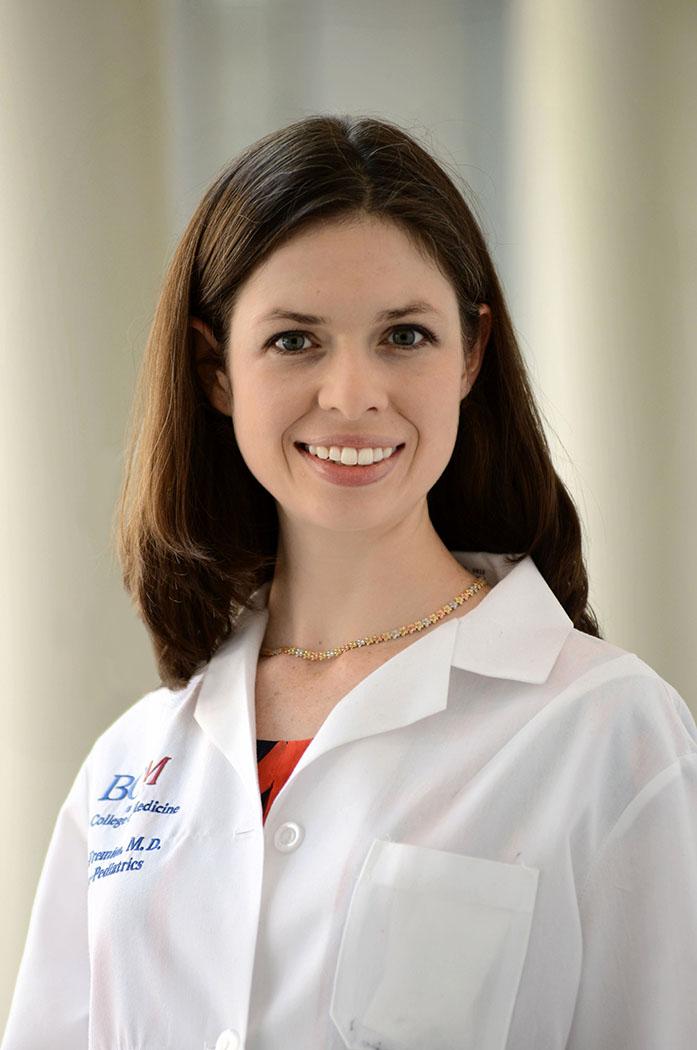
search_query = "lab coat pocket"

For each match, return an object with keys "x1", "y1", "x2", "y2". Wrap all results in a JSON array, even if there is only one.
[{"x1": 329, "y1": 839, "x2": 539, "y2": 1050}]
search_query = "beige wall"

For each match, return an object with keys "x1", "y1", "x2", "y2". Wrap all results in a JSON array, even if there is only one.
[{"x1": 1, "y1": 0, "x2": 695, "y2": 1033}]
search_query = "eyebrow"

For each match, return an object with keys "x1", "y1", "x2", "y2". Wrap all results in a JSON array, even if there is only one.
[{"x1": 255, "y1": 300, "x2": 444, "y2": 326}]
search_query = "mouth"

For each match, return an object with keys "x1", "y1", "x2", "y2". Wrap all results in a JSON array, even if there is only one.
[{"x1": 293, "y1": 441, "x2": 406, "y2": 486}]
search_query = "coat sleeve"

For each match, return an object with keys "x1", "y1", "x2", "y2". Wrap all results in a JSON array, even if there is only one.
[
  {"x1": 564, "y1": 749, "x2": 697, "y2": 1049},
  {"x1": 1, "y1": 757, "x2": 90, "y2": 1050}
]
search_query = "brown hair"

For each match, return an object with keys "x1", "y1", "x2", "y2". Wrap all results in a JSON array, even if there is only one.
[{"x1": 113, "y1": 113, "x2": 602, "y2": 690}]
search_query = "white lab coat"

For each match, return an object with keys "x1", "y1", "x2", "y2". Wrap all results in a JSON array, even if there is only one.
[{"x1": 3, "y1": 550, "x2": 697, "y2": 1050}]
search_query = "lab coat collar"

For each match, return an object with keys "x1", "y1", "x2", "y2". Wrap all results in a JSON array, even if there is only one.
[
  {"x1": 448, "y1": 551, "x2": 575, "y2": 684},
  {"x1": 192, "y1": 552, "x2": 575, "y2": 804}
]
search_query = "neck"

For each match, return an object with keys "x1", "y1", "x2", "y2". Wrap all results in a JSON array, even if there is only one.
[{"x1": 261, "y1": 511, "x2": 479, "y2": 654}]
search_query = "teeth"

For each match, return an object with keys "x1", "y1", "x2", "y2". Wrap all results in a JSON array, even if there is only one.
[{"x1": 306, "y1": 444, "x2": 396, "y2": 465}]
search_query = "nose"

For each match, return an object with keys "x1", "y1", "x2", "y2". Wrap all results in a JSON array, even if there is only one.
[{"x1": 316, "y1": 346, "x2": 391, "y2": 417}]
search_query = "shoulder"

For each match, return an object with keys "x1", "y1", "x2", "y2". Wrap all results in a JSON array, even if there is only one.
[
  {"x1": 560, "y1": 626, "x2": 682, "y2": 701},
  {"x1": 552, "y1": 628, "x2": 697, "y2": 767},
  {"x1": 54, "y1": 671, "x2": 207, "y2": 820},
  {"x1": 85, "y1": 670, "x2": 206, "y2": 768}
]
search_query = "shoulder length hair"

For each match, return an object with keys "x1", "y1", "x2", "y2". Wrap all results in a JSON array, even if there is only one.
[{"x1": 113, "y1": 113, "x2": 602, "y2": 690}]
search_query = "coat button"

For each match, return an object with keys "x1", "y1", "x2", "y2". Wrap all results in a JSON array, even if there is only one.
[
  {"x1": 215, "y1": 1029, "x2": 241, "y2": 1050},
  {"x1": 273, "y1": 821, "x2": 304, "y2": 852}
]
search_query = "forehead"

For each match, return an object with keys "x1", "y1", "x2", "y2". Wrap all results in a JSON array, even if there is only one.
[{"x1": 233, "y1": 217, "x2": 455, "y2": 322}]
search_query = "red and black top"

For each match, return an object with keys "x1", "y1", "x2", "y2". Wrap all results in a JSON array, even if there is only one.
[{"x1": 256, "y1": 738, "x2": 313, "y2": 824}]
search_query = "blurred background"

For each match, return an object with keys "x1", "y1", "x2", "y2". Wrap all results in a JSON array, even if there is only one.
[{"x1": 1, "y1": 0, "x2": 695, "y2": 1028}]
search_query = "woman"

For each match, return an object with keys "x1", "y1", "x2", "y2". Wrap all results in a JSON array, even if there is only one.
[{"x1": 3, "y1": 114, "x2": 696, "y2": 1050}]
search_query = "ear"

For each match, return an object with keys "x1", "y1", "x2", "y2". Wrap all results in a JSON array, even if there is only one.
[
  {"x1": 461, "y1": 304, "x2": 492, "y2": 398},
  {"x1": 190, "y1": 316, "x2": 232, "y2": 416}
]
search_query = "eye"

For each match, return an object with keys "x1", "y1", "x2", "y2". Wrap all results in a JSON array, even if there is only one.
[
  {"x1": 267, "y1": 331, "x2": 313, "y2": 354},
  {"x1": 387, "y1": 325, "x2": 434, "y2": 349},
  {"x1": 265, "y1": 324, "x2": 437, "y2": 355}
]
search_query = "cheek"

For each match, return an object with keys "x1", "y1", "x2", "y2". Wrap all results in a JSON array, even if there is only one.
[
  {"x1": 231, "y1": 398, "x2": 294, "y2": 472},
  {"x1": 411, "y1": 398, "x2": 462, "y2": 471},
  {"x1": 415, "y1": 385, "x2": 461, "y2": 438}
]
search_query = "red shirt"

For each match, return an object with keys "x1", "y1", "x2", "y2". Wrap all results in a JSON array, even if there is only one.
[{"x1": 256, "y1": 738, "x2": 313, "y2": 824}]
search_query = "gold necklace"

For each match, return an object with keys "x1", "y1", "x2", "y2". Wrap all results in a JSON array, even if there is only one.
[{"x1": 258, "y1": 576, "x2": 490, "y2": 661}]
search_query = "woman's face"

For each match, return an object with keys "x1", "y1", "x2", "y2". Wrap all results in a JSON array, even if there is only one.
[{"x1": 196, "y1": 215, "x2": 490, "y2": 537}]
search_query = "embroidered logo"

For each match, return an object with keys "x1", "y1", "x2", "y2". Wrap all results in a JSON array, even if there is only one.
[{"x1": 98, "y1": 755, "x2": 172, "y2": 801}]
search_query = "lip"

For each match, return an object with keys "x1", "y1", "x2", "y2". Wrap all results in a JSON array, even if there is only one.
[{"x1": 295, "y1": 442, "x2": 405, "y2": 487}]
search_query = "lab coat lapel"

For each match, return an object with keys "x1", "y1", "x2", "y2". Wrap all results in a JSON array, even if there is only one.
[
  {"x1": 193, "y1": 601, "x2": 269, "y2": 808},
  {"x1": 304, "y1": 612, "x2": 461, "y2": 761},
  {"x1": 312, "y1": 554, "x2": 576, "y2": 761}
]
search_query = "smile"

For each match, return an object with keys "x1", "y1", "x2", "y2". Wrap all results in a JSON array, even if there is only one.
[{"x1": 295, "y1": 442, "x2": 406, "y2": 487}]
